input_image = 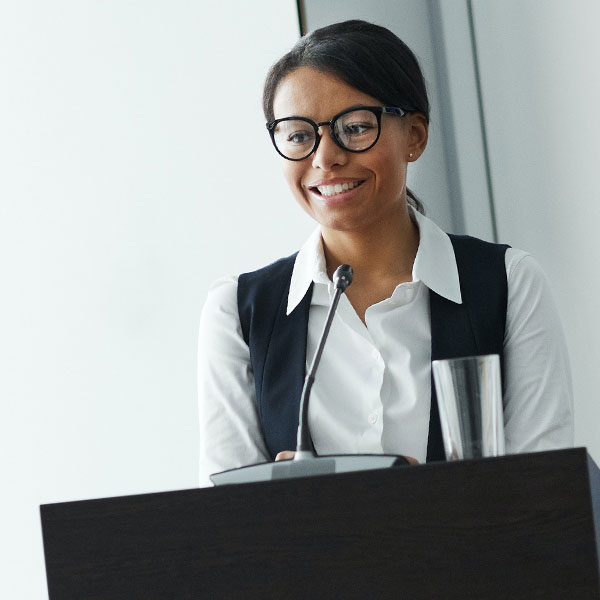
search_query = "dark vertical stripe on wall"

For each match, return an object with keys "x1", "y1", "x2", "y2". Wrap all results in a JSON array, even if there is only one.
[
  {"x1": 428, "y1": 0, "x2": 466, "y2": 235},
  {"x1": 467, "y1": 0, "x2": 499, "y2": 242},
  {"x1": 296, "y1": 0, "x2": 306, "y2": 36}
]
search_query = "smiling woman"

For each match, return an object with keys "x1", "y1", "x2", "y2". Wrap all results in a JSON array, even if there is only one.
[
  {"x1": 271, "y1": 67, "x2": 427, "y2": 239},
  {"x1": 197, "y1": 20, "x2": 574, "y2": 486}
]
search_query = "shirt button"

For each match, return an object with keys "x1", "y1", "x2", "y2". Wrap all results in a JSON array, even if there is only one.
[{"x1": 368, "y1": 413, "x2": 378, "y2": 425}]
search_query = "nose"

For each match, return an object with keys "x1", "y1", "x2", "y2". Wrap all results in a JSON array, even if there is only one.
[{"x1": 311, "y1": 127, "x2": 347, "y2": 171}]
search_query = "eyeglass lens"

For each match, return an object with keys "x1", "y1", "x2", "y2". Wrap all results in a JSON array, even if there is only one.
[{"x1": 272, "y1": 109, "x2": 380, "y2": 160}]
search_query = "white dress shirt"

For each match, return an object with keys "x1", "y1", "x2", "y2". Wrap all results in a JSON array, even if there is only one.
[{"x1": 198, "y1": 209, "x2": 574, "y2": 487}]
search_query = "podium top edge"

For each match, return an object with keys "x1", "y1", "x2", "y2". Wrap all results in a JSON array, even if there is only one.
[{"x1": 39, "y1": 447, "x2": 594, "y2": 511}]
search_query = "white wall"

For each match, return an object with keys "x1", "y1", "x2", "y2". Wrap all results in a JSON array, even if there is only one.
[
  {"x1": 471, "y1": 0, "x2": 600, "y2": 462},
  {"x1": 0, "y1": 2, "x2": 306, "y2": 598}
]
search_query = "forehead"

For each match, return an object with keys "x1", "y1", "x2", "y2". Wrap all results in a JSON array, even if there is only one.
[{"x1": 272, "y1": 66, "x2": 381, "y2": 121}]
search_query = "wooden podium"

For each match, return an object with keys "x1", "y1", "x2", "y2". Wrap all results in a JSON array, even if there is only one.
[{"x1": 41, "y1": 448, "x2": 600, "y2": 599}]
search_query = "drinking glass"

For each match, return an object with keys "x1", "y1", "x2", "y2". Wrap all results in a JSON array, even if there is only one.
[{"x1": 432, "y1": 354, "x2": 505, "y2": 461}]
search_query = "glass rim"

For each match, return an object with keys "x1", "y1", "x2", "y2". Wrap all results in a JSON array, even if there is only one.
[{"x1": 431, "y1": 354, "x2": 500, "y2": 367}]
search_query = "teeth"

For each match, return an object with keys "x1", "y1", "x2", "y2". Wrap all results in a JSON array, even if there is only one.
[{"x1": 317, "y1": 181, "x2": 362, "y2": 197}]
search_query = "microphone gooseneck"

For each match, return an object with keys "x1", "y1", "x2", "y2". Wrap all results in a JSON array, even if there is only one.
[{"x1": 296, "y1": 264, "x2": 354, "y2": 456}]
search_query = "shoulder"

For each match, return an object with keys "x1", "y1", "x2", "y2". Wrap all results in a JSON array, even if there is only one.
[
  {"x1": 202, "y1": 274, "x2": 239, "y2": 315},
  {"x1": 238, "y1": 253, "x2": 298, "y2": 289},
  {"x1": 504, "y1": 249, "x2": 559, "y2": 334},
  {"x1": 445, "y1": 235, "x2": 510, "y2": 310},
  {"x1": 504, "y1": 247, "x2": 547, "y2": 289},
  {"x1": 448, "y1": 233, "x2": 510, "y2": 262},
  {"x1": 504, "y1": 248, "x2": 556, "y2": 312},
  {"x1": 448, "y1": 236, "x2": 545, "y2": 285},
  {"x1": 202, "y1": 252, "x2": 298, "y2": 315},
  {"x1": 201, "y1": 253, "x2": 300, "y2": 346},
  {"x1": 447, "y1": 234, "x2": 510, "y2": 295},
  {"x1": 199, "y1": 275, "x2": 241, "y2": 342},
  {"x1": 237, "y1": 253, "x2": 298, "y2": 313},
  {"x1": 449, "y1": 236, "x2": 551, "y2": 299}
]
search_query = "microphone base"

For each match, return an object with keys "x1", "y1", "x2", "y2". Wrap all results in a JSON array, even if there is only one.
[{"x1": 210, "y1": 454, "x2": 408, "y2": 486}]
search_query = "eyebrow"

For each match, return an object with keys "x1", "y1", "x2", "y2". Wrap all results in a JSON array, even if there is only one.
[{"x1": 278, "y1": 104, "x2": 378, "y2": 122}]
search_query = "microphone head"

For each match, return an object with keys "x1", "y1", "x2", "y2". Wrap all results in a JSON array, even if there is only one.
[{"x1": 333, "y1": 264, "x2": 353, "y2": 291}]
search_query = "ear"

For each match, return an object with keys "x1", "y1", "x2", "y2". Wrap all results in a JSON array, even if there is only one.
[{"x1": 406, "y1": 113, "x2": 429, "y2": 162}]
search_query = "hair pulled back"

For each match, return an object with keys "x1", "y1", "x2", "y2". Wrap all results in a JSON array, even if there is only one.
[{"x1": 263, "y1": 21, "x2": 429, "y2": 213}]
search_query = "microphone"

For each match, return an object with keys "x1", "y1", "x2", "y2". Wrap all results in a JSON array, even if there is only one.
[
  {"x1": 295, "y1": 264, "x2": 353, "y2": 456},
  {"x1": 210, "y1": 264, "x2": 408, "y2": 485},
  {"x1": 333, "y1": 263, "x2": 353, "y2": 291}
]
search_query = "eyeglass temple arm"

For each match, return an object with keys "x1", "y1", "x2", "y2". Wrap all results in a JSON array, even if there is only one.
[{"x1": 381, "y1": 107, "x2": 406, "y2": 116}]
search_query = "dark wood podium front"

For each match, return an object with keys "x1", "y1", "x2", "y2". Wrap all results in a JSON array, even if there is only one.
[{"x1": 41, "y1": 448, "x2": 600, "y2": 599}]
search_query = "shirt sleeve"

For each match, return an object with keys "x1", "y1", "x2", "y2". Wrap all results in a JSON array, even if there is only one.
[
  {"x1": 197, "y1": 275, "x2": 270, "y2": 487},
  {"x1": 502, "y1": 249, "x2": 574, "y2": 453}
]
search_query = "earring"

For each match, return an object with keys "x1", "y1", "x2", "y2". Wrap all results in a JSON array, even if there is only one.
[{"x1": 409, "y1": 153, "x2": 414, "y2": 159}]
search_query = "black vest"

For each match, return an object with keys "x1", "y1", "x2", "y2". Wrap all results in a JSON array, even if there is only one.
[{"x1": 238, "y1": 235, "x2": 509, "y2": 462}]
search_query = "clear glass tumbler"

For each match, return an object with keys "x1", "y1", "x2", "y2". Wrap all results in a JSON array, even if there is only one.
[{"x1": 432, "y1": 354, "x2": 505, "y2": 461}]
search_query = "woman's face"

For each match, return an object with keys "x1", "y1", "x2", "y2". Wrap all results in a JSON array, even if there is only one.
[{"x1": 272, "y1": 66, "x2": 428, "y2": 235}]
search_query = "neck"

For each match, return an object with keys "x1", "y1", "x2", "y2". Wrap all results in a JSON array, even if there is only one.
[{"x1": 321, "y1": 204, "x2": 419, "y2": 284}]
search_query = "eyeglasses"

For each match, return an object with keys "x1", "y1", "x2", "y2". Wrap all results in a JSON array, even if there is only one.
[{"x1": 266, "y1": 105, "x2": 407, "y2": 161}]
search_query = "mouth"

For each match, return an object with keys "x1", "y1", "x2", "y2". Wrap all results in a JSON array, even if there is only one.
[{"x1": 309, "y1": 179, "x2": 366, "y2": 197}]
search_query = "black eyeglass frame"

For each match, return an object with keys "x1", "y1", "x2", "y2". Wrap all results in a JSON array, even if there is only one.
[{"x1": 266, "y1": 106, "x2": 409, "y2": 161}]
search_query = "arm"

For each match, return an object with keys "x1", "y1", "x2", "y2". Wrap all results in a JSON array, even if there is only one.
[
  {"x1": 197, "y1": 276, "x2": 270, "y2": 487},
  {"x1": 503, "y1": 250, "x2": 574, "y2": 453}
]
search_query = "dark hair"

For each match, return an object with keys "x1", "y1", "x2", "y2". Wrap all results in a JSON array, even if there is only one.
[{"x1": 263, "y1": 20, "x2": 429, "y2": 213}]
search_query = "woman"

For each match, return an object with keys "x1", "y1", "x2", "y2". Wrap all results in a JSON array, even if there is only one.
[{"x1": 198, "y1": 20, "x2": 573, "y2": 486}]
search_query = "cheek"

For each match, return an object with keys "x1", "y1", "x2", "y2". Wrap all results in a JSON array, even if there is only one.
[
  {"x1": 376, "y1": 143, "x2": 407, "y2": 187},
  {"x1": 387, "y1": 162, "x2": 407, "y2": 194},
  {"x1": 281, "y1": 162, "x2": 305, "y2": 194}
]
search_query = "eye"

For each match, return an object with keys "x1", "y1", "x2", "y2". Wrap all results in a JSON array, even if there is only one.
[
  {"x1": 274, "y1": 120, "x2": 316, "y2": 148},
  {"x1": 336, "y1": 109, "x2": 379, "y2": 140},
  {"x1": 342, "y1": 122, "x2": 373, "y2": 137},
  {"x1": 287, "y1": 130, "x2": 314, "y2": 145}
]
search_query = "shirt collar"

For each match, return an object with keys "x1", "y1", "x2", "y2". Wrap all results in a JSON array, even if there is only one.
[
  {"x1": 286, "y1": 208, "x2": 462, "y2": 315},
  {"x1": 287, "y1": 227, "x2": 326, "y2": 315},
  {"x1": 411, "y1": 208, "x2": 462, "y2": 304}
]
